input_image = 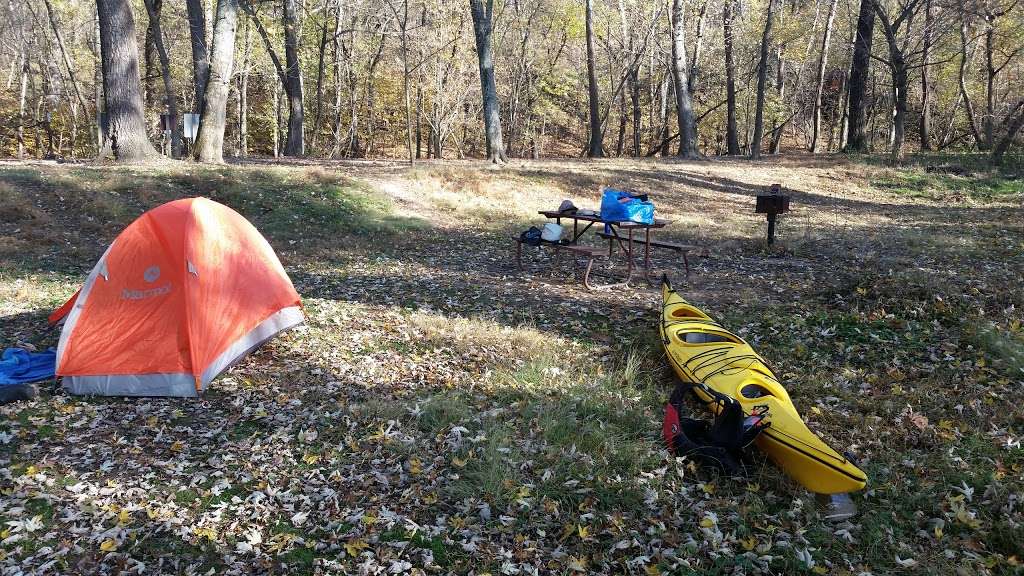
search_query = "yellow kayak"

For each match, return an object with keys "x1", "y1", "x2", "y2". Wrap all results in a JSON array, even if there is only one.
[{"x1": 660, "y1": 278, "x2": 867, "y2": 494}]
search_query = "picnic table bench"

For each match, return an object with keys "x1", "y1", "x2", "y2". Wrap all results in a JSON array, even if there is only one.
[
  {"x1": 594, "y1": 231, "x2": 697, "y2": 274},
  {"x1": 513, "y1": 236, "x2": 608, "y2": 290}
]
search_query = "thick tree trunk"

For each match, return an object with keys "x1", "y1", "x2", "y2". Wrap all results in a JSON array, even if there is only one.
[
  {"x1": 845, "y1": 0, "x2": 874, "y2": 152},
  {"x1": 722, "y1": 0, "x2": 740, "y2": 155},
  {"x1": 283, "y1": 0, "x2": 304, "y2": 156},
  {"x1": 584, "y1": 0, "x2": 603, "y2": 157},
  {"x1": 750, "y1": 0, "x2": 777, "y2": 159},
  {"x1": 96, "y1": 0, "x2": 157, "y2": 161},
  {"x1": 193, "y1": 0, "x2": 238, "y2": 162},
  {"x1": 810, "y1": 0, "x2": 838, "y2": 153},
  {"x1": 142, "y1": 0, "x2": 182, "y2": 157},
  {"x1": 670, "y1": 0, "x2": 699, "y2": 158},
  {"x1": 470, "y1": 0, "x2": 507, "y2": 163},
  {"x1": 186, "y1": 0, "x2": 210, "y2": 112},
  {"x1": 919, "y1": 0, "x2": 932, "y2": 150}
]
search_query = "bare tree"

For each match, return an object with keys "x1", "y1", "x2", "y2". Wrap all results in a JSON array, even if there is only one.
[
  {"x1": 186, "y1": 0, "x2": 210, "y2": 111},
  {"x1": 845, "y1": 0, "x2": 874, "y2": 153},
  {"x1": 246, "y1": 0, "x2": 304, "y2": 156},
  {"x1": 96, "y1": 0, "x2": 157, "y2": 161},
  {"x1": 723, "y1": 0, "x2": 741, "y2": 155},
  {"x1": 194, "y1": 0, "x2": 239, "y2": 162},
  {"x1": 670, "y1": 0, "x2": 699, "y2": 158},
  {"x1": 585, "y1": 0, "x2": 603, "y2": 157},
  {"x1": 811, "y1": 0, "x2": 839, "y2": 152},
  {"x1": 750, "y1": 0, "x2": 778, "y2": 159},
  {"x1": 469, "y1": 0, "x2": 507, "y2": 163},
  {"x1": 142, "y1": 0, "x2": 183, "y2": 157}
]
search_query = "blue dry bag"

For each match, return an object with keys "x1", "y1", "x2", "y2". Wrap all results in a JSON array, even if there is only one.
[{"x1": 600, "y1": 188, "x2": 655, "y2": 224}]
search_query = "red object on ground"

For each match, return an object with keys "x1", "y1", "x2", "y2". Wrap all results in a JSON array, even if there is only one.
[{"x1": 52, "y1": 198, "x2": 303, "y2": 397}]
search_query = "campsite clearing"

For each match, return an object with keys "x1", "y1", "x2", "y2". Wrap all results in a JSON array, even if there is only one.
[{"x1": 1, "y1": 156, "x2": 1022, "y2": 575}]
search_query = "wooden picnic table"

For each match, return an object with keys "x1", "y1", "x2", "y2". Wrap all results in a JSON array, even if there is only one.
[{"x1": 537, "y1": 210, "x2": 690, "y2": 288}]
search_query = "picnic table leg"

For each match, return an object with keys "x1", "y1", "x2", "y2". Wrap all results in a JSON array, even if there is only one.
[
  {"x1": 625, "y1": 228, "x2": 634, "y2": 285},
  {"x1": 581, "y1": 256, "x2": 596, "y2": 290}
]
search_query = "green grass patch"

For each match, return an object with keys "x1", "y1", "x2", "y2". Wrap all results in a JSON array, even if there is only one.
[{"x1": 871, "y1": 170, "x2": 1022, "y2": 201}]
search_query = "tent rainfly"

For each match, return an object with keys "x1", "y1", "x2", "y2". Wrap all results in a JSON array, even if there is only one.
[{"x1": 50, "y1": 197, "x2": 303, "y2": 397}]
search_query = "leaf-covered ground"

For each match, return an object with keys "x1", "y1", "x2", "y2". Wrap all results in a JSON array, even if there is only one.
[{"x1": 1, "y1": 156, "x2": 1022, "y2": 575}]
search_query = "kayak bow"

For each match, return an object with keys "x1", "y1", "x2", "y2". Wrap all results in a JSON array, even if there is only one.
[{"x1": 659, "y1": 278, "x2": 867, "y2": 494}]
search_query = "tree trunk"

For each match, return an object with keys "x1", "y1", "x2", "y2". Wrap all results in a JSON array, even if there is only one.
[
  {"x1": 330, "y1": 0, "x2": 344, "y2": 157},
  {"x1": 959, "y1": 17, "x2": 984, "y2": 148},
  {"x1": 186, "y1": 0, "x2": 210, "y2": 112},
  {"x1": 750, "y1": 0, "x2": 776, "y2": 159},
  {"x1": 584, "y1": 0, "x2": 604, "y2": 157},
  {"x1": 282, "y1": 0, "x2": 304, "y2": 156},
  {"x1": 273, "y1": 81, "x2": 281, "y2": 156},
  {"x1": 143, "y1": 0, "x2": 159, "y2": 110},
  {"x1": 142, "y1": 0, "x2": 183, "y2": 157},
  {"x1": 992, "y1": 99, "x2": 1024, "y2": 163},
  {"x1": 96, "y1": 0, "x2": 157, "y2": 161},
  {"x1": 983, "y1": 16, "x2": 996, "y2": 150},
  {"x1": 629, "y1": 67, "x2": 641, "y2": 156},
  {"x1": 415, "y1": 86, "x2": 422, "y2": 159},
  {"x1": 890, "y1": 61, "x2": 908, "y2": 162},
  {"x1": 193, "y1": 0, "x2": 238, "y2": 162},
  {"x1": 845, "y1": 0, "x2": 874, "y2": 152},
  {"x1": 723, "y1": 0, "x2": 740, "y2": 155},
  {"x1": 810, "y1": 0, "x2": 838, "y2": 153},
  {"x1": 919, "y1": 0, "x2": 932, "y2": 150},
  {"x1": 238, "y1": 15, "x2": 251, "y2": 156},
  {"x1": 43, "y1": 0, "x2": 90, "y2": 154},
  {"x1": 17, "y1": 54, "x2": 27, "y2": 159},
  {"x1": 688, "y1": 0, "x2": 709, "y2": 96},
  {"x1": 310, "y1": 1, "x2": 329, "y2": 155},
  {"x1": 670, "y1": 0, "x2": 699, "y2": 158},
  {"x1": 469, "y1": 0, "x2": 507, "y2": 163}
]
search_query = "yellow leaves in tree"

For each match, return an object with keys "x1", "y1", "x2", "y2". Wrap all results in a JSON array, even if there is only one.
[
  {"x1": 344, "y1": 538, "x2": 369, "y2": 557},
  {"x1": 99, "y1": 539, "x2": 118, "y2": 552}
]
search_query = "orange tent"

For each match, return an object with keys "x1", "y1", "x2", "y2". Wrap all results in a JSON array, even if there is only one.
[{"x1": 51, "y1": 198, "x2": 303, "y2": 397}]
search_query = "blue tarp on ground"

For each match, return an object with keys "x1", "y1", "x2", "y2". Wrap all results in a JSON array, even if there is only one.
[{"x1": 0, "y1": 348, "x2": 56, "y2": 385}]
